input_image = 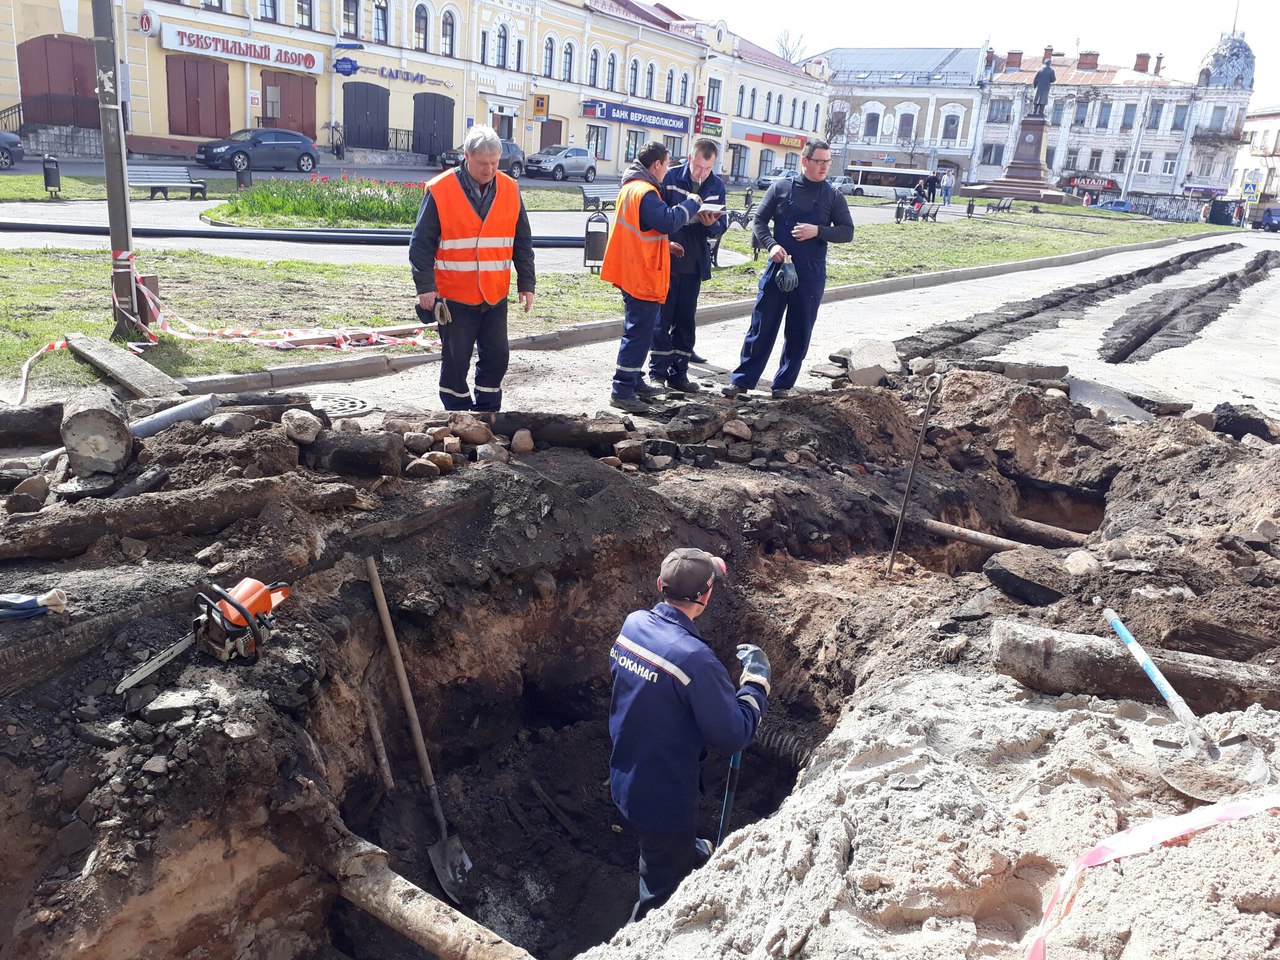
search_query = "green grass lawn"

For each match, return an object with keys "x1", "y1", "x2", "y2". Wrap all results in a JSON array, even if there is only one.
[
  {"x1": 0, "y1": 208, "x2": 1223, "y2": 393},
  {"x1": 0, "y1": 174, "x2": 241, "y2": 202}
]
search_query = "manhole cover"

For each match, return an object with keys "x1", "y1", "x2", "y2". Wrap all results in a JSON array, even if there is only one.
[{"x1": 307, "y1": 392, "x2": 375, "y2": 416}]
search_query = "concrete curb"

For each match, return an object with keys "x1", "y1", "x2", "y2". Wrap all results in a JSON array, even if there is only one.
[{"x1": 178, "y1": 232, "x2": 1225, "y2": 395}]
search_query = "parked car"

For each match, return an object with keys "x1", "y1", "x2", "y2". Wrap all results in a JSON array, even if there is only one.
[
  {"x1": 195, "y1": 128, "x2": 320, "y2": 172},
  {"x1": 0, "y1": 130, "x2": 24, "y2": 169},
  {"x1": 439, "y1": 139, "x2": 526, "y2": 177},
  {"x1": 829, "y1": 175, "x2": 856, "y2": 196},
  {"x1": 524, "y1": 145, "x2": 596, "y2": 182},
  {"x1": 1096, "y1": 198, "x2": 1137, "y2": 213},
  {"x1": 1258, "y1": 207, "x2": 1280, "y2": 232},
  {"x1": 755, "y1": 166, "x2": 791, "y2": 190}
]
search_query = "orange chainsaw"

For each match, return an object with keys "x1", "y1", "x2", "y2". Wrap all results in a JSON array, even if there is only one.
[{"x1": 115, "y1": 578, "x2": 291, "y2": 694}]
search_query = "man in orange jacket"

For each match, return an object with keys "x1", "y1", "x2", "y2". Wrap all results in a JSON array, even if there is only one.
[
  {"x1": 600, "y1": 141, "x2": 706, "y2": 414},
  {"x1": 410, "y1": 125, "x2": 535, "y2": 412}
]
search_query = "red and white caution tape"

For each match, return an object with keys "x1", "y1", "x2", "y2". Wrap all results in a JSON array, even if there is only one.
[
  {"x1": 1024, "y1": 790, "x2": 1280, "y2": 960},
  {"x1": 15, "y1": 339, "x2": 68, "y2": 406}
]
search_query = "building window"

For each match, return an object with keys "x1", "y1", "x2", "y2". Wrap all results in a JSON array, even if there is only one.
[
  {"x1": 814, "y1": 106, "x2": 819, "y2": 134},
  {"x1": 706, "y1": 79, "x2": 721, "y2": 112},
  {"x1": 372, "y1": 0, "x2": 387, "y2": 43},
  {"x1": 758, "y1": 148, "x2": 775, "y2": 175},
  {"x1": 259, "y1": 0, "x2": 277, "y2": 22},
  {"x1": 1073, "y1": 101, "x2": 1087, "y2": 125},
  {"x1": 749, "y1": 89, "x2": 756, "y2": 118},
  {"x1": 625, "y1": 129, "x2": 643, "y2": 162},
  {"x1": 1147, "y1": 101, "x2": 1163, "y2": 129},
  {"x1": 680, "y1": 74, "x2": 688, "y2": 106},
  {"x1": 1113, "y1": 150, "x2": 1127, "y2": 172},
  {"x1": 296, "y1": 0, "x2": 312, "y2": 28},
  {"x1": 801, "y1": 101, "x2": 808, "y2": 129},
  {"x1": 645, "y1": 64, "x2": 655, "y2": 99},
  {"x1": 736, "y1": 86, "x2": 744, "y2": 116},
  {"x1": 1172, "y1": 104, "x2": 1188, "y2": 131},
  {"x1": 542, "y1": 39, "x2": 554, "y2": 78},
  {"x1": 1064, "y1": 148, "x2": 1078, "y2": 170},
  {"x1": 341, "y1": 0, "x2": 358, "y2": 38},
  {"x1": 665, "y1": 70, "x2": 674, "y2": 104},
  {"x1": 784, "y1": 152, "x2": 798, "y2": 172},
  {"x1": 987, "y1": 99, "x2": 1012, "y2": 123},
  {"x1": 980, "y1": 143, "x2": 1004, "y2": 165},
  {"x1": 1050, "y1": 101, "x2": 1064, "y2": 126},
  {"x1": 942, "y1": 114, "x2": 959, "y2": 140},
  {"x1": 1197, "y1": 155, "x2": 1214, "y2": 177},
  {"x1": 588, "y1": 49, "x2": 599, "y2": 86},
  {"x1": 863, "y1": 113, "x2": 879, "y2": 138},
  {"x1": 479, "y1": 30, "x2": 488, "y2": 65},
  {"x1": 413, "y1": 5, "x2": 428, "y2": 51},
  {"x1": 586, "y1": 124, "x2": 606, "y2": 159},
  {"x1": 607, "y1": 55, "x2": 617, "y2": 91},
  {"x1": 765, "y1": 92, "x2": 772, "y2": 121},
  {"x1": 515, "y1": 39, "x2": 523, "y2": 72},
  {"x1": 1087, "y1": 149, "x2": 1102, "y2": 171},
  {"x1": 496, "y1": 26, "x2": 508, "y2": 69},
  {"x1": 441, "y1": 12, "x2": 454, "y2": 57},
  {"x1": 1096, "y1": 101, "x2": 1111, "y2": 128},
  {"x1": 1045, "y1": 146, "x2": 1055, "y2": 168},
  {"x1": 790, "y1": 98, "x2": 797, "y2": 127},
  {"x1": 774, "y1": 96, "x2": 782, "y2": 124},
  {"x1": 628, "y1": 59, "x2": 638, "y2": 96},
  {"x1": 896, "y1": 112, "x2": 912, "y2": 139},
  {"x1": 1121, "y1": 103, "x2": 1136, "y2": 129},
  {"x1": 562, "y1": 43, "x2": 574, "y2": 82},
  {"x1": 1136, "y1": 151, "x2": 1152, "y2": 174},
  {"x1": 664, "y1": 135, "x2": 682, "y2": 158},
  {"x1": 1161, "y1": 152, "x2": 1177, "y2": 175},
  {"x1": 1209, "y1": 105, "x2": 1227, "y2": 132}
]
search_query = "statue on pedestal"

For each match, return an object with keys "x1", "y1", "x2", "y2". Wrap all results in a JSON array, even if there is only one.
[{"x1": 1030, "y1": 59, "x2": 1056, "y2": 117}]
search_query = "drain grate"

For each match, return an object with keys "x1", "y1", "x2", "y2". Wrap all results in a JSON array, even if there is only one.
[{"x1": 307, "y1": 392, "x2": 376, "y2": 417}]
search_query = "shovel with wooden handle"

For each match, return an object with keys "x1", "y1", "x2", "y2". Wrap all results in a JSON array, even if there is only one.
[{"x1": 367, "y1": 557, "x2": 472, "y2": 904}]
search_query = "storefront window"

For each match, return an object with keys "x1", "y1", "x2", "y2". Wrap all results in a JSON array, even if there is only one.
[
  {"x1": 586, "y1": 124, "x2": 607, "y2": 159},
  {"x1": 625, "y1": 130, "x2": 643, "y2": 162},
  {"x1": 664, "y1": 135, "x2": 682, "y2": 159}
]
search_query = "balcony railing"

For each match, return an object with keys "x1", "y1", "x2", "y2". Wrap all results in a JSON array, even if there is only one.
[
  {"x1": 1192, "y1": 124, "x2": 1245, "y2": 143},
  {"x1": 0, "y1": 101, "x2": 20, "y2": 134}
]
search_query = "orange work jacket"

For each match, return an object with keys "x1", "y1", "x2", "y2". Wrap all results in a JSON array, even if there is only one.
[
  {"x1": 429, "y1": 169, "x2": 519, "y2": 305},
  {"x1": 599, "y1": 179, "x2": 669, "y2": 302}
]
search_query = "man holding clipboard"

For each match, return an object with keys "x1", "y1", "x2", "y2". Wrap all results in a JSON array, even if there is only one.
[{"x1": 648, "y1": 139, "x2": 728, "y2": 393}]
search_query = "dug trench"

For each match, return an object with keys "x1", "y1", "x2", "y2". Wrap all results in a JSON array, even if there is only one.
[{"x1": 1, "y1": 370, "x2": 1279, "y2": 960}]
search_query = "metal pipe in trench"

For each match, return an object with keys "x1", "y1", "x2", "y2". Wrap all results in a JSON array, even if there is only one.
[{"x1": 912, "y1": 517, "x2": 1028, "y2": 553}]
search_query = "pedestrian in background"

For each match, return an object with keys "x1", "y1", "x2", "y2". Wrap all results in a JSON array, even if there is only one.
[
  {"x1": 600, "y1": 140, "x2": 704, "y2": 413},
  {"x1": 722, "y1": 139, "x2": 854, "y2": 400},
  {"x1": 925, "y1": 170, "x2": 939, "y2": 203},
  {"x1": 409, "y1": 125, "x2": 535, "y2": 412},
  {"x1": 649, "y1": 139, "x2": 728, "y2": 393},
  {"x1": 608, "y1": 548, "x2": 771, "y2": 922},
  {"x1": 941, "y1": 169, "x2": 955, "y2": 205}
]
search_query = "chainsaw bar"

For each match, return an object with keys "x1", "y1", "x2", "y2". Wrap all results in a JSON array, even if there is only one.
[{"x1": 114, "y1": 631, "x2": 196, "y2": 695}]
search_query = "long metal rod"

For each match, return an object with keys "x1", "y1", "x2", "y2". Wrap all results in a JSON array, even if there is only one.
[
  {"x1": 716, "y1": 751, "x2": 742, "y2": 848},
  {"x1": 885, "y1": 372, "x2": 944, "y2": 576}
]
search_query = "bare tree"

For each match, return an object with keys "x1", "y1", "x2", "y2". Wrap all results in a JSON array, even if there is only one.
[{"x1": 776, "y1": 30, "x2": 807, "y2": 64}]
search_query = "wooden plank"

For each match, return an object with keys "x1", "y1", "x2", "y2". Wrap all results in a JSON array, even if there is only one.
[
  {"x1": 528, "y1": 779, "x2": 580, "y2": 839},
  {"x1": 65, "y1": 332, "x2": 188, "y2": 399}
]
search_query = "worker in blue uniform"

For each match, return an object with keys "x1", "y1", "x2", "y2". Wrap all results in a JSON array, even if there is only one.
[
  {"x1": 648, "y1": 139, "x2": 728, "y2": 393},
  {"x1": 608, "y1": 548, "x2": 772, "y2": 922},
  {"x1": 723, "y1": 139, "x2": 854, "y2": 399}
]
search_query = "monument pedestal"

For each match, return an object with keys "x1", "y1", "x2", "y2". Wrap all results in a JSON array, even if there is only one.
[{"x1": 960, "y1": 116, "x2": 1077, "y2": 205}]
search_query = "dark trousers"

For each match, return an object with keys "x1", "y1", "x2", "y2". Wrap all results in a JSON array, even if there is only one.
[
  {"x1": 630, "y1": 827, "x2": 710, "y2": 923},
  {"x1": 612, "y1": 292, "x2": 662, "y2": 399},
  {"x1": 649, "y1": 272, "x2": 701, "y2": 381},
  {"x1": 438, "y1": 298, "x2": 509, "y2": 412},
  {"x1": 730, "y1": 268, "x2": 825, "y2": 392}
]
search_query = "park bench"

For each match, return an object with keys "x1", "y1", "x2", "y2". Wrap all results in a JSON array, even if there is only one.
[
  {"x1": 894, "y1": 187, "x2": 915, "y2": 202},
  {"x1": 985, "y1": 196, "x2": 1014, "y2": 213},
  {"x1": 580, "y1": 184, "x2": 621, "y2": 211},
  {"x1": 128, "y1": 165, "x2": 209, "y2": 200},
  {"x1": 920, "y1": 202, "x2": 941, "y2": 222}
]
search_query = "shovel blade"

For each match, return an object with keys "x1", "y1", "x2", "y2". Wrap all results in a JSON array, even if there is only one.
[
  {"x1": 427, "y1": 835, "x2": 472, "y2": 905},
  {"x1": 1156, "y1": 737, "x2": 1272, "y2": 803}
]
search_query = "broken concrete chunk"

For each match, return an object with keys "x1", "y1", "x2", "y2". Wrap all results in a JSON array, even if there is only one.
[
  {"x1": 141, "y1": 689, "x2": 201, "y2": 724},
  {"x1": 909, "y1": 357, "x2": 936, "y2": 376},
  {"x1": 13, "y1": 475, "x2": 49, "y2": 501},
  {"x1": 202, "y1": 413, "x2": 258, "y2": 437},
  {"x1": 1241, "y1": 434, "x2": 1272, "y2": 451},
  {"x1": 141, "y1": 755, "x2": 169, "y2": 776},
  {"x1": 1072, "y1": 418, "x2": 1114, "y2": 450},
  {"x1": 442, "y1": 436, "x2": 463, "y2": 455},
  {"x1": 5, "y1": 493, "x2": 44, "y2": 514},
  {"x1": 1063, "y1": 550, "x2": 1101, "y2": 576},
  {"x1": 1211, "y1": 403, "x2": 1278, "y2": 443},
  {"x1": 56, "y1": 819, "x2": 93, "y2": 856},
  {"x1": 223, "y1": 721, "x2": 257, "y2": 742},
  {"x1": 1183, "y1": 410, "x2": 1216, "y2": 430},
  {"x1": 1004, "y1": 362, "x2": 1068, "y2": 381},
  {"x1": 642, "y1": 438, "x2": 681, "y2": 459},
  {"x1": 809, "y1": 363, "x2": 848, "y2": 380},
  {"x1": 511, "y1": 429, "x2": 535, "y2": 455},
  {"x1": 834, "y1": 340, "x2": 903, "y2": 375},
  {"x1": 983, "y1": 548, "x2": 1071, "y2": 606},
  {"x1": 953, "y1": 587, "x2": 1004, "y2": 621},
  {"x1": 614, "y1": 440, "x2": 645, "y2": 464},
  {"x1": 281, "y1": 409, "x2": 323, "y2": 444},
  {"x1": 722, "y1": 420, "x2": 753, "y2": 442},
  {"x1": 475, "y1": 442, "x2": 510, "y2": 463},
  {"x1": 1254, "y1": 519, "x2": 1279, "y2": 542}
]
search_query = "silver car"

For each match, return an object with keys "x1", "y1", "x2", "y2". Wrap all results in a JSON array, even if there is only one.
[
  {"x1": 525, "y1": 145, "x2": 596, "y2": 182},
  {"x1": 829, "y1": 175, "x2": 856, "y2": 196}
]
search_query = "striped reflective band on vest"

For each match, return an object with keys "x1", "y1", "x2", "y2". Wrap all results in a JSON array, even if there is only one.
[
  {"x1": 429, "y1": 169, "x2": 519, "y2": 303},
  {"x1": 613, "y1": 216, "x2": 667, "y2": 242},
  {"x1": 615, "y1": 634, "x2": 692, "y2": 686}
]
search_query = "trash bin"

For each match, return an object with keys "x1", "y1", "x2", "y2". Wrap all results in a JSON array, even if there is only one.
[
  {"x1": 965, "y1": 197, "x2": 976, "y2": 219},
  {"x1": 236, "y1": 166, "x2": 253, "y2": 190},
  {"x1": 1207, "y1": 199, "x2": 1234, "y2": 226},
  {"x1": 584, "y1": 211, "x2": 609, "y2": 273},
  {"x1": 42, "y1": 155, "x2": 61, "y2": 198}
]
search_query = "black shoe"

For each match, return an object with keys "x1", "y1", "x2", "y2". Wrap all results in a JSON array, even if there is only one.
[
  {"x1": 722, "y1": 384, "x2": 747, "y2": 398},
  {"x1": 610, "y1": 396, "x2": 650, "y2": 413},
  {"x1": 690, "y1": 352, "x2": 707, "y2": 364},
  {"x1": 634, "y1": 379, "x2": 666, "y2": 399},
  {"x1": 771, "y1": 388, "x2": 793, "y2": 399},
  {"x1": 665, "y1": 376, "x2": 701, "y2": 394}
]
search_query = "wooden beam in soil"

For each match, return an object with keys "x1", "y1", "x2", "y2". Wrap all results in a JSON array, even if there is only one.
[{"x1": 65, "y1": 332, "x2": 188, "y2": 399}]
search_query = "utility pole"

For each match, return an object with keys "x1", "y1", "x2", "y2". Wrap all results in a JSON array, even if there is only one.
[{"x1": 90, "y1": 0, "x2": 136, "y2": 340}]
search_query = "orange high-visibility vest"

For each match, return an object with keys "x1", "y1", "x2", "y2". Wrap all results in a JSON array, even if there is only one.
[
  {"x1": 429, "y1": 169, "x2": 519, "y2": 305},
  {"x1": 599, "y1": 179, "x2": 669, "y2": 302}
]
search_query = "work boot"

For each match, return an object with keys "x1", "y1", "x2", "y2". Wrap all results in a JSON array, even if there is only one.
[
  {"x1": 610, "y1": 396, "x2": 650, "y2": 414},
  {"x1": 665, "y1": 375, "x2": 701, "y2": 393},
  {"x1": 721, "y1": 384, "x2": 747, "y2": 398},
  {"x1": 689, "y1": 351, "x2": 707, "y2": 364},
  {"x1": 771, "y1": 388, "x2": 793, "y2": 399},
  {"x1": 634, "y1": 379, "x2": 666, "y2": 399}
]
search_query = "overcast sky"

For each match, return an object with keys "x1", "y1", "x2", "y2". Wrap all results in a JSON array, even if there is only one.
[{"x1": 680, "y1": 0, "x2": 1279, "y2": 110}]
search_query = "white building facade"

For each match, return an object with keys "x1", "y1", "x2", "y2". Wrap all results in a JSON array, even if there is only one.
[{"x1": 1230, "y1": 105, "x2": 1280, "y2": 205}]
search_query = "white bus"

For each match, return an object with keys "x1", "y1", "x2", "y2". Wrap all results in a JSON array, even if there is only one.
[{"x1": 840, "y1": 165, "x2": 934, "y2": 198}]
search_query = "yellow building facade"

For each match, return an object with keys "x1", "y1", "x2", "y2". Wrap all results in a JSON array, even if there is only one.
[{"x1": 0, "y1": 0, "x2": 827, "y2": 179}]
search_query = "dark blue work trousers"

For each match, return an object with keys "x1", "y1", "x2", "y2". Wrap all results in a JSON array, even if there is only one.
[
  {"x1": 649, "y1": 272, "x2": 701, "y2": 382},
  {"x1": 730, "y1": 265, "x2": 825, "y2": 392},
  {"x1": 629, "y1": 827, "x2": 710, "y2": 923},
  {"x1": 438, "y1": 298, "x2": 509, "y2": 412},
  {"x1": 612, "y1": 293, "x2": 663, "y2": 399}
]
